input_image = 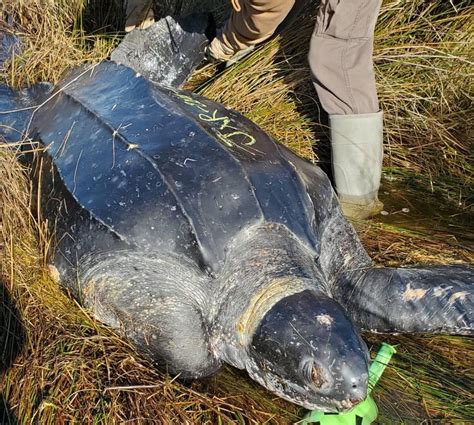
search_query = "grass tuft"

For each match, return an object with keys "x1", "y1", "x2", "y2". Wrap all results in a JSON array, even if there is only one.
[{"x1": 2, "y1": 0, "x2": 118, "y2": 87}]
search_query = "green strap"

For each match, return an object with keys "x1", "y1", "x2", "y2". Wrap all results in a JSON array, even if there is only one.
[{"x1": 368, "y1": 342, "x2": 397, "y2": 393}]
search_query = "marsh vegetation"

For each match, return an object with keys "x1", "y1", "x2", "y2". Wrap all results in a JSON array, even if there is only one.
[{"x1": 1, "y1": 0, "x2": 473, "y2": 422}]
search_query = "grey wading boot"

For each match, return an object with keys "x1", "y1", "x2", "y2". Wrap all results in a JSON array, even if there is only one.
[{"x1": 330, "y1": 111, "x2": 384, "y2": 220}]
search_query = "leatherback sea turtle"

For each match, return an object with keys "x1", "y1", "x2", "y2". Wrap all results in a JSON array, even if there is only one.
[{"x1": 0, "y1": 17, "x2": 473, "y2": 412}]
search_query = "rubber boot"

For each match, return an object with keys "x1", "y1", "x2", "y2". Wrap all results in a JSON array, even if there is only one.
[{"x1": 330, "y1": 111, "x2": 384, "y2": 220}]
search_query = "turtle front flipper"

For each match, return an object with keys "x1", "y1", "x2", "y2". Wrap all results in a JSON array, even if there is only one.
[
  {"x1": 76, "y1": 251, "x2": 222, "y2": 379},
  {"x1": 111, "y1": 14, "x2": 214, "y2": 87},
  {"x1": 336, "y1": 265, "x2": 473, "y2": 335}
]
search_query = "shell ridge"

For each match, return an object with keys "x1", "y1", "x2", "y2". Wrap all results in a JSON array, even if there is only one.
[
  {"x1": 54, "y1": 69, "x2": 259, "y2": 271},
  {"x1": 154, "y1": 86, "x2": 268, "y2": 269},
  {"x1": 59, "y1": 87, "x2": 202, "y2": 253},
  {"x1": 31, "y1": 98, "x2": 127, "y2": 243},
  {"x1": 274, "y1": 143, "x2": 319, "y2": 251},
  {"x1": 157, "y1": 85, "x2": 266, "y2": 220},
  {"x1": 35, "y1": 81, "x2": 201, "y2": 254}
]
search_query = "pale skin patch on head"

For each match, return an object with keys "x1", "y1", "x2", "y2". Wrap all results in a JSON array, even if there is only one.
[
  {"x1": 316, "y1": 314, "x2": 333, "y2": 327},
  {"x1": 342, "y1": 254, "x2": 353, "y2": 267},
  {"x1": 402, "y1": 283, "x2": 427, "y2": 301},
  {"x1": 236, "y1": 278, "x2": 312, "y2": 346},
  {"x1": 448, "y1": 291, "x2": 467, "y2": 304}
]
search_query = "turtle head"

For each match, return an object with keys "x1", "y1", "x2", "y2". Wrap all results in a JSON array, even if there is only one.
[{"x1": 245, "y1": 290, "x2": 369, "y2": 412}]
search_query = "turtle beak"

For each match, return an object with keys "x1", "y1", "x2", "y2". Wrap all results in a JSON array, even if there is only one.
[{"x1": 246, "y1": 290, "x2": 369, "y2": 411}]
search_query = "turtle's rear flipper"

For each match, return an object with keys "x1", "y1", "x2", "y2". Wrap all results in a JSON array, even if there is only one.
[
  {"x1": 111, "y1": 14, "x2": 214, "y2": 87},
  {"x1": 338, "y1": 265, "x2": 473, "y2": 335}
]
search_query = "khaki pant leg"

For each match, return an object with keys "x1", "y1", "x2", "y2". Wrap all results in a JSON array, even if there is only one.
[
  {"x1": 308, "y1": 0, "x2": 382, "y2": 115},
  {"x1": 125, "y1": 0, "x2": 154, "y2": 32},
  {"x1": 213, "y1": 0, "x2": 295, "y2": 59}
]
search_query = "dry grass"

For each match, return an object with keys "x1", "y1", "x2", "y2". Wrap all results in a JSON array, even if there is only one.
[
  {"x1": 2, "y1": 0, "x2": 117, "y2": 87},
  {"x1": 1, "y1": 0, "x2": 474, "y2": 423},
  {"x1": 375, "y1": 2, "x2": 473, "y2": 178}
]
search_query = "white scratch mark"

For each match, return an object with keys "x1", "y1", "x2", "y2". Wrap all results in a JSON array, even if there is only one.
[
  {"x1": 72, "y1": 149, "x2": 83, "y2": 194},
  {"x1": 183, "y1": 158, "x2": 196, "y2": 167}
]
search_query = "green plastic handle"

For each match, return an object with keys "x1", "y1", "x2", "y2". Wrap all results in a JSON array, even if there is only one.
[
  {"x1": 368, "y1": 342, "x2": 397, "y2": 393},
  {"x1": 300, "y1": 396, "x2": 378, "y2": 425}
]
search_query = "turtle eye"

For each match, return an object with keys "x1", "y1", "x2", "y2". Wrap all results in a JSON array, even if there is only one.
[
  {"x1": 303, "y1": 360, "x2": 330, "y2": 389},
  {"x1": 302, "y1": 360, "x2": 314, "y2": 383},
  {"x1": 311, "y1": 364, "x2": 328, "y2": 388}
]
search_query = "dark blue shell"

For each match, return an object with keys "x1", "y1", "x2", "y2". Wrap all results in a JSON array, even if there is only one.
[{"x1": 29, "y1": 62, "x2": 331, "y2": 275}]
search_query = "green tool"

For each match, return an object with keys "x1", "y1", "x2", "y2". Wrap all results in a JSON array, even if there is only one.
[{"x1": 301, "y1": 343, "x2": 397, "y2": 425}]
